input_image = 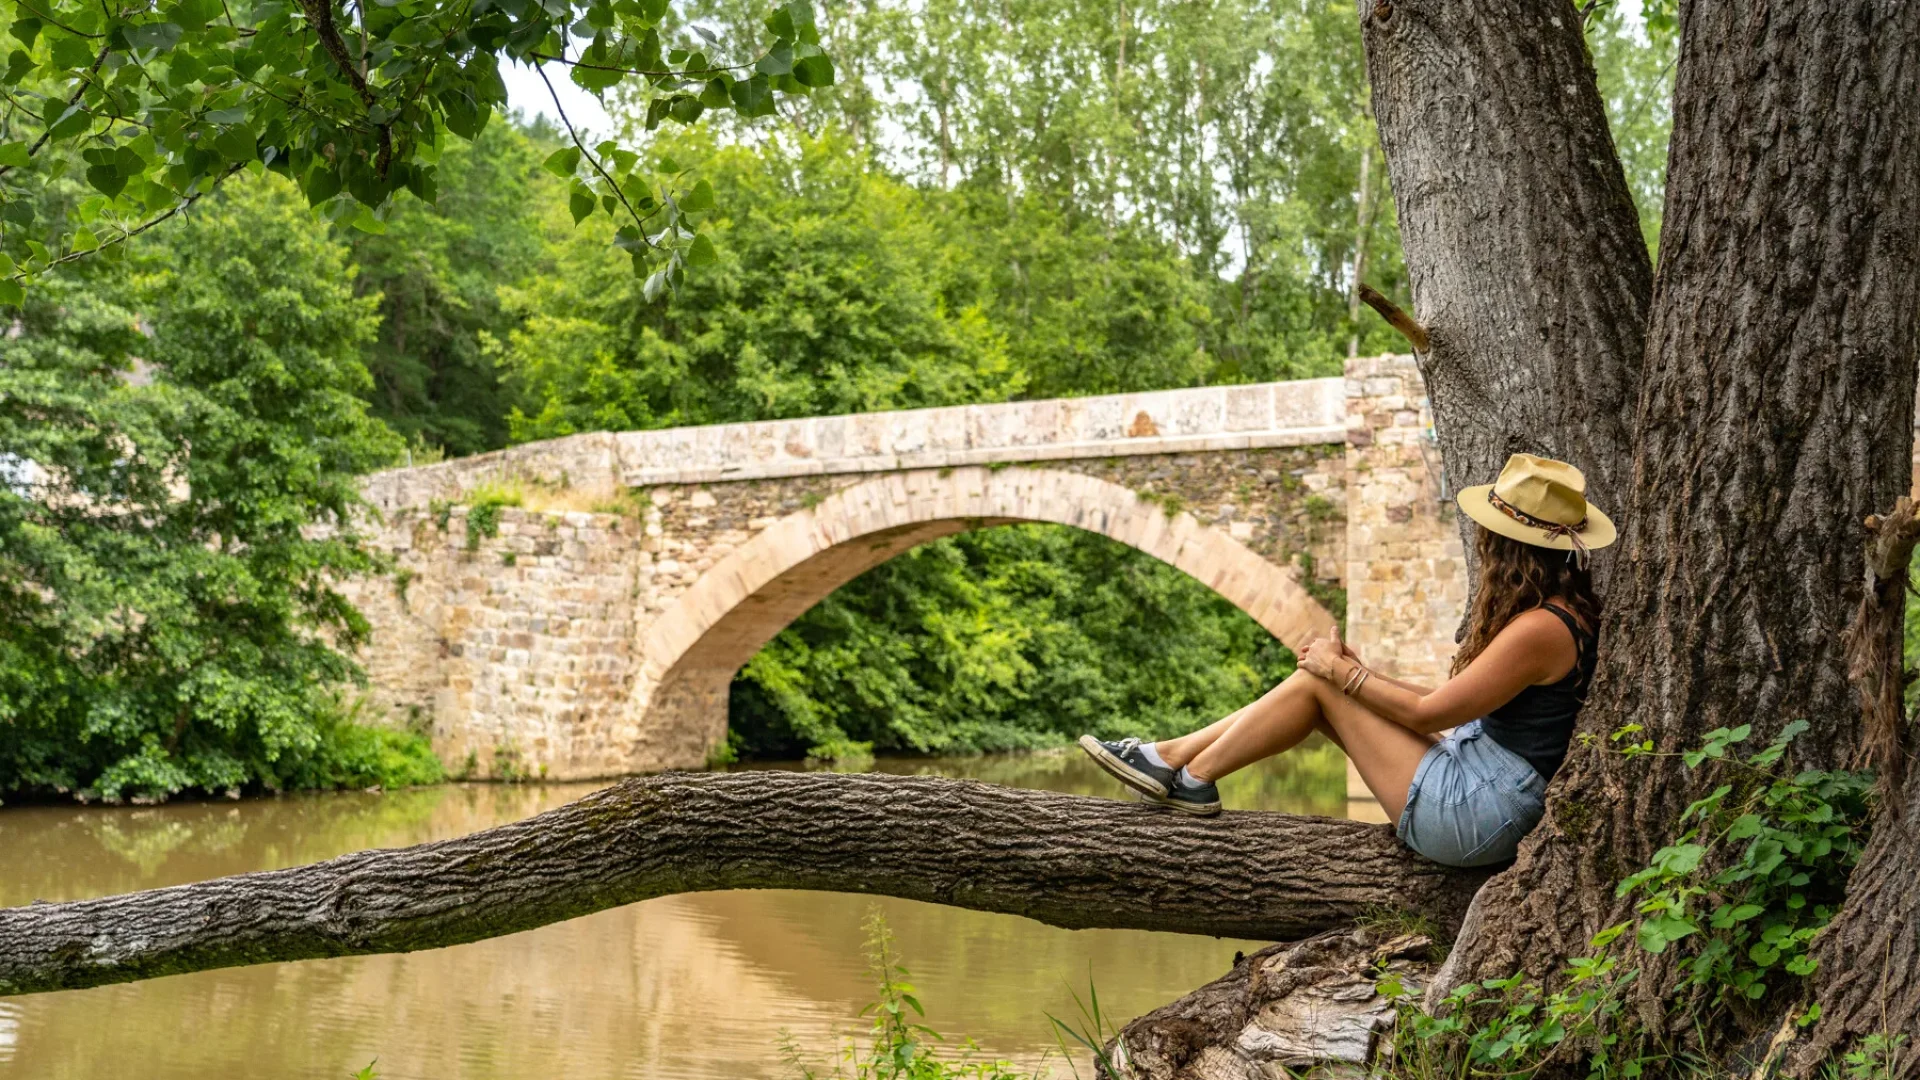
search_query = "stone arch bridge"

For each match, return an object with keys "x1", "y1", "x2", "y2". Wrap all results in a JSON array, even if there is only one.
[{"x1": 347, "y1": 355, "x2": 1462, "y2": 783}]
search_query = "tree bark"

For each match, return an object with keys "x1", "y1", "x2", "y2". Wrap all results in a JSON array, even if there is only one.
[
  {"x1": 1106, "y1": 926, "x2": 1439, "y2": 1079},
  {"x1": 0, "y1": 772, "x2": 1489, "y2": 998},
  {"x1": 1358, "y1": 0, "x2": 1651, "y2": 597},
  {"x1": 1410, "y1": 0, "x2": 1920, "y2": 1054}
]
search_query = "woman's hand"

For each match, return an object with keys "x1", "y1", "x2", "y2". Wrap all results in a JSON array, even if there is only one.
[
  {"x1": 1331, "y1": 622, "x2": 1362, "y2": 664},
  {"x1": 1298, "y1": 630, "x2": 1345, "y2": 681}
]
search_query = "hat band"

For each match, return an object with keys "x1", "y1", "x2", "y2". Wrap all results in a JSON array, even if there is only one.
[{"x1": 1487, "y1": 489, "x2": 1593, "y2": 568}]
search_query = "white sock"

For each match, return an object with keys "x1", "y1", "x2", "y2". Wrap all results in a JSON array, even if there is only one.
[
  {"x1": 1138, "y1": 742, "x2": 1169, "y2": 769},
  {"x1": 1177, "y1": 766, "x2": 1209, "y2": 787}
]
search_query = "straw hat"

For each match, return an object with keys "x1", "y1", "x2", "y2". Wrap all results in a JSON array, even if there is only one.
[{"x1": 1458, "y1": 453, "x2": 1616, "y2": 562}]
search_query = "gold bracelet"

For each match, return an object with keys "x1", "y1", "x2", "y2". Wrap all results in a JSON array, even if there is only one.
[
  {"x1": 1342, "y1": 664, "x2": 1367, "y2": 695},
  {"x1": 1352, "y1": 668, "x2": 1372, "y2": 697}
]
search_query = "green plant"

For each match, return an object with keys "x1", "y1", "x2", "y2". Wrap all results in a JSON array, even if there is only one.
[
  {"x1": 463, "y1": 482, "x2": 524, "y2": 551},
  {"x1": 780, "y1": 911, "x2": 1041, "y2": 1079},
  {"x1": 491, "y1": 743, "x2": 529, "y2": 783},
  {"x1": 1377, "y1": 722, "x2": 1874, "y2": 1079},
  {"x1": 1826, "y1": 1035, "x2": 1909, "y2": 1080},
  {"x1": 351, "y1": 1061, "x2": 379, "y2": 1080},
  {"x1": 392, "y1": 568, "x2": 416, "y2": 609},
  {"x1": 501, "y1": 551, "x2": 518, "y2": 566},
  {"x1": 1133, "y1": 489, "x2": 1186, "y2": 518},
  {"x1": 1611, "y1": 719, "x2": 1871, "y2": 1009},
  {"x1": 1046, "y1": 976, "x2": 1121, "y2": 1080}
]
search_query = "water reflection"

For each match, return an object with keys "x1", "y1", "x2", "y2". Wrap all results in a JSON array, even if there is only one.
[{"x1": 0, "y1": 737, "x2": 1352, "y2": 1079}]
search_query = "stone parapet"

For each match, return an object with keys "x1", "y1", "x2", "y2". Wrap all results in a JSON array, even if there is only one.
[{"x1": 359, "y1": 379, "x2": 1347, "y2": 512}]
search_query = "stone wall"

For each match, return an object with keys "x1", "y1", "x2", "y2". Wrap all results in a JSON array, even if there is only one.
[
  {"x1": 1343, "y1": 354, "x2": 1463, "y2": 687},
  {"x1": 1339, "y1": 355, "x2": 1462, "y2": 819},
  {"x1": 343, "y1": 358, "x2": 1467, "y2": 782}
]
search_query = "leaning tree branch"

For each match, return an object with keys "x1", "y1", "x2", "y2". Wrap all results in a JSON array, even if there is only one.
[{"x1": 0, "y1": 772, "x2": 1488, "y2": 997}]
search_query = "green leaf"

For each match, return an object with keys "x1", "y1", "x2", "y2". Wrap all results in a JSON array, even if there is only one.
[
  {"x1": 543, "y1": 146, "x2": 583, "y2": 178},
  {"x1": 3, "y1": 49, "x2": 34, "y2": 85},
  {"x1": 8, "y1": 17, "x2": 41, "y2": 48},
  {"x1": 1656, "y1": 843, "x2": 1706, "y2": 874},
  {"x1": 0, "y1": 277, "x2": 22, "y2": 307},
  {"x1": 49, "y1": 35, "x2": 95, "y2": 70},
  {"x1": 642, "y1": 268, "x2": 667, "y2": 302},
  {"x1": 669, "y1": 96, "x2": 705, "y2": 124},
  {"x1": 47, "y1": 104, "x2": 91, "y2": 140},
  {"x1": 350, "y1": 205, "x2": 387, "y2": 234},
  {"x1": 568, "y1": 184, "x2": 596, "y2": 224},
  {"x1": 729, "y1": 74, "x2": 774, "y2": 118},
  {"x1": 570, "y1": 60, "x2": 623, "y2": 92},
  {"x1": 125, "y1": 21, "x2": 185, "y2": 51},
  {"x1": 303, "y1": 166, "x2": 343, "y2": 206},
  {"x1": 793, "y1": 52, "x2": 834, "y2": 88},
  {"x1": 685, "y1": 232, "x2": 716, "y2": 266},
  {"x1": 755, "y1": 41, "x2": 793, "y2": 77},
  {"x1": 0, "y1": 141, "x2": 30, "y2": 168},
  {"x1": 214, "y1": 127, "x2": 256, "y2": 162},
  {"x1": 679, "y1": 178, "x2": 714, "y2": 211},
  {"x1": 699, "y1": 77, "x2": 731, "y2": 108},
  {"x1": 0, "y1": 253, "x2": 14, "y2": 276},
  {"x1": 85, "y1": 163, "x2": 127, "y2": 198}
]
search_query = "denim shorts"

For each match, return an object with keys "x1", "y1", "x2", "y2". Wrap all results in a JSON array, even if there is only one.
[{"x1": 1396, "y1": 719, "x2": 1548, "y2": 867}]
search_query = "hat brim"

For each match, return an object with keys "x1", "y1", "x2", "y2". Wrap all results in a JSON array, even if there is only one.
[{"x1": 1456, "y1": 484, "x2": 1617, "y2": 552}]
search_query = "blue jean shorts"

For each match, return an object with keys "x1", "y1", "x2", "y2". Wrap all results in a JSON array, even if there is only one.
[{"x1": 1396, "y1": 719, "x2": 1548, "y2": 867}]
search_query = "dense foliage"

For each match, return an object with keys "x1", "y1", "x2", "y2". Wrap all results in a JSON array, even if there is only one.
[
  {"x1": 0, "y1": 0, "x2": 829, "y2": 306},
  {"x1": 730, "y1": 525, "x2": 1297, "y2": 760},
  {"x1": 0, "y1": 177, "x2": 439, "y2": 801},
  {"x1": 0, "y1": 0, "x2": 1685, "y2": 792}
]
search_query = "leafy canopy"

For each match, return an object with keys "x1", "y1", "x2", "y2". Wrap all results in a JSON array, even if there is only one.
[
  {"x1": 0, "y1": 175, "x2": 427, "y2": 801},
  {"x1": 0, "y1": 0, "x2": 832, "y2": 304}
]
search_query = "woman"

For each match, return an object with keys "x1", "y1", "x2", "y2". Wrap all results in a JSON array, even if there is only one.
[{"x1": 1078, "y1": 453, "x2": 1613, "y2": 868}]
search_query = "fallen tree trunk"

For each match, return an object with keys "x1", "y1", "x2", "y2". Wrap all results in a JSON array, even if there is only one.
[{"x1": 0, "y1": 771, "x2": 1488, "y2": 997}]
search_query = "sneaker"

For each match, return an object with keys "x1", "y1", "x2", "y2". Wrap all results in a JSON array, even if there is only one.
[
  {"x1": 1165, "y1": 769, "x2": 1222, "y2": 816},
  {"x1": 1077, "y1": 735, "x2": 1175, "y2": 800}
]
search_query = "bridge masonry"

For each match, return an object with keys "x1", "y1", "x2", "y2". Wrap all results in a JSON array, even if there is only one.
[{"x1": 345, "y1": 354, "x2": 1462, "y2": 783}]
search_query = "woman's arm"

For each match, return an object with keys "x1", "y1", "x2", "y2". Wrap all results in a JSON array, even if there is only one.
[{"x1": 1298, "y1": 610, "x2": 1578, "y2": 735}]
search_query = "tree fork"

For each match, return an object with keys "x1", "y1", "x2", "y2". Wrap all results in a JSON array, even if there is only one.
[
  {"x1": 1418, "y1": 0, "x2": 1920, "y2": 1054},
  {"x1": 0, "y1": 772, "x2": 1490, "y2": 997}
]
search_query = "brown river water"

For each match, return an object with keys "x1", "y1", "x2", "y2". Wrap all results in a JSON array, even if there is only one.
[{"x1": 0, "y1": 739, "x2": 1367, "y2": 1080}]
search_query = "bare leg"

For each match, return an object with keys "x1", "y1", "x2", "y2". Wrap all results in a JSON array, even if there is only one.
[
  {"x1": 1179, "y1": 670, "x2": 1438, "y2": 821},
  {"x1": 1155, "y1": 677, "x2": 1318, "y2": 770}
]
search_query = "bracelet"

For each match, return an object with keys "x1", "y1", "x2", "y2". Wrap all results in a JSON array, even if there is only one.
[
  {"x1": 1352, "y1": 668, "x2": 1372, "y2": 697},
  {"x1": 1342, "y1": 663, "x2": 1367, "y2": 695}
]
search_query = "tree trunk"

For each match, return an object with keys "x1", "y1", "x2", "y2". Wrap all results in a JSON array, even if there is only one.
[
  {"x1": 1358, "y1": 0, "x2": 1651, "y2": 596},
  {"x1": 1405, "y1": 0, "x2": 1920, "y2": 1053},
  {"x1": 0, "y1": 772, "x2": 1489, "y2": 997}
]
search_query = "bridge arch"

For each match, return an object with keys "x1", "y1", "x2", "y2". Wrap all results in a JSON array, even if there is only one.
[{"x1": 617, "y1": 465, "x2": 1339, "y2": 768}]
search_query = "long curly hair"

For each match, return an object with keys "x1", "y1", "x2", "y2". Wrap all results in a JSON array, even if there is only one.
[{"x1": 1450, "y1": 526, "x2": 1603, "y2": 676}]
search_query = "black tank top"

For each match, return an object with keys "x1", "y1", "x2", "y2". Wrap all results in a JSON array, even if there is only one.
[{"x1": 1481, "y1": 605, "x2": 1595, "y2": 782}]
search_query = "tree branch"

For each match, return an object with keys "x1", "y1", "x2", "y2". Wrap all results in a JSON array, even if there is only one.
[
  {"x1": 1357, "y1": 282, "x2": 1429, "y2": 354},
  {"x1": 0, "y1": 772, "x2": 1488, "y2": 997}
]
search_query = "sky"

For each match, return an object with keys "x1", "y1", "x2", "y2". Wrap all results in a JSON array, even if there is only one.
[{"x1": 499, "y1": 59, "x2": 617, "y2": 141}]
